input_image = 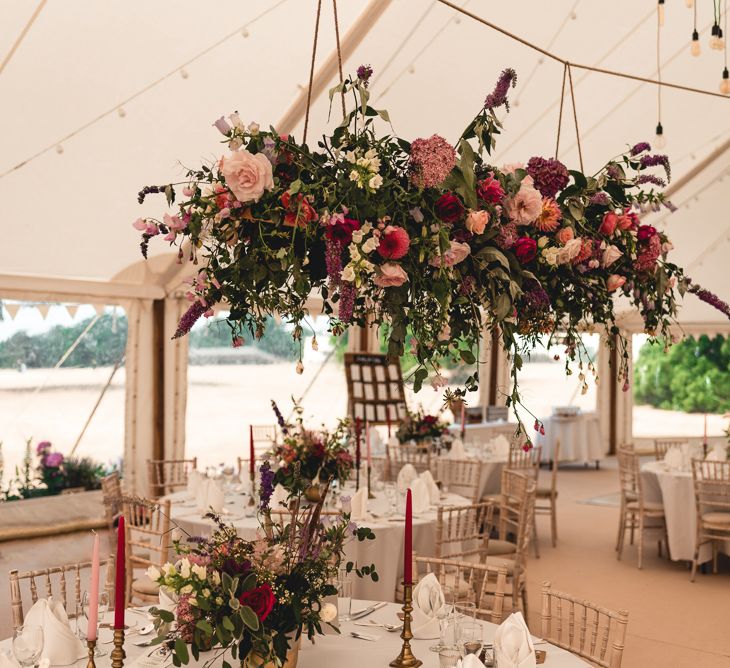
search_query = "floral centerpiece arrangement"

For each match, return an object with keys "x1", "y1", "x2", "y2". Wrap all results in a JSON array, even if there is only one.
[
  {"x1": 268, "y1": 401, "x2": 354, "y2": 496},
  {"x1": 134, "y1": 65, "x2": 729, "y2": 435},
  {"x1": 395, "y1": 407, "x2": 450, "y2": 444},
  {"x1": 149, "y1": 474, "x2": 376, "y2": 668}
]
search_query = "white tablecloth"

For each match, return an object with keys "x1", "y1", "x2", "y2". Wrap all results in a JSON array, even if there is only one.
[
  {"x1": 166, "y1": 487, "x2": 470, "y2": 602},
  {"x1": 0, "y1": 603, "x2": 589, "y2": 668},
  {"x1": 641, "y1": 460, "x2": 730, "y2": 563},
  {"x1": 533, "y1": 413, "x2": 604, "y2": 464}
]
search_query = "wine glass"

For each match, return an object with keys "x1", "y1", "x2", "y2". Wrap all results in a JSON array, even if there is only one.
[
  {"x1": 384, "y1": 484, "x2": 397, "y2": 517},
  {"x1": 458, "y1": 619, "x2": 483, "y2": 657},
  {"x1": 12, "y1": 625, "x2": 43, "y2": 668},
  {"x1": 337, "y1": 567, "x2": 353, "y2": 623},
  {"x1": 82, "y1": 591, "x2": 110, "y2": 655},
  {"x1": 430, "y1": 585, "x2": 456, "y2": 652}
]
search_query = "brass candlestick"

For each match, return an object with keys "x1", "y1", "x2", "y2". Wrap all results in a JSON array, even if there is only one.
[
  {"x1": 86, "y1": 639, "x2": 97, "y2": 668},
  {"x1": 110, "y1": 628, "x2": 126, "y2": 668},
  {"x1": 367, "y1": 464, "x2": 375, "y2": 499},
  {"x1": 389, "y1": 582, "x2": 422, "y2": 668}
]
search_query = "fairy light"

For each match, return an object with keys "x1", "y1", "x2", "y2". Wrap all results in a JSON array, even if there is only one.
[
  {"x1": 180, "y1": 68, "x2": 189, "y2": 79},
  {"x1": 117, "y1": 107, "x2": 126, "y2": 118},
  {"x1": 658, "y1": 0, "x2": 665, "y2": 27},
  {"x1": 241, "y1": 27, "x2": 250, "y2": 37},
  {"x1": 722, "y1": 0, "x2": 730, "y2": 93},
  {"x1": 685, "y1": 0, "x2": 694, "y2": 7}
]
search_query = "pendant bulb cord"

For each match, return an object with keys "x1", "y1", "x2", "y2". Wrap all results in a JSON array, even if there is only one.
[{"x1": 657, "y1": 6, "x2": 663, "y2": 125}]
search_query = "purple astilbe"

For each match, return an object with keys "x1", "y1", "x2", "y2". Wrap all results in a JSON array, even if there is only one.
[
  {"x1": 338, "y1": 282, "x2": 356, "y2": 323},
  {"x1": 356, "y1": 64, "x2": 373, "y2": 87},
  {"x1": 639, "y1": 154, "x2": 671, "y2": 182},
  {"x1": 271, "y1": 400, "x2": 288, "y2": 435},
  {"x1": 589, "y1": 192, "x2": 611, "y2": 206},
  {"x1": 258, "y1": 461, "x2": 275, "y2": 511},
  {"x1": 325, "y1": 238, "x2": 343, "y2": 287},
  {"x1": 522, "y1": 281, "x2": 551, "y2": 313},
  {"x1": 687, "y1": 281, "x2": 730, "y2": 319},
  {"x1": 484, "y1": 68, "x2": 517, "y2": 111},
  {"x1": 526, "y1": 156, "x2": 570, "y2": 199},
  {"x1": 636, "y1": 174, "x2": 666, "y2": 188},
  {"x1": 173, "y1": 301, "x2": 206, "y2": 339},
  {"x1": 630, "y1": 142, "x2": 651, "y2": 156}
]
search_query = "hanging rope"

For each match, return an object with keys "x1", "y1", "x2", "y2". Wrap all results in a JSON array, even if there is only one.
[
  {"x1": 555, "y1": 62, "x2": 568, "y2": 158},
  {"x1": 0, "y1": 0, "x2": 47, "y2": 78},
  {"x1": 567, "y1": 63, "x2": 584, "y2": 172},
  {"x1": 302, "y1": 0, "x2": 324, "y2": 146},
  {"x1": 332, "y1": 0, "x2": 346, "y2": 118},
  {"x1": 69, "y1": 353, "x2": 125, "y2": 456}
]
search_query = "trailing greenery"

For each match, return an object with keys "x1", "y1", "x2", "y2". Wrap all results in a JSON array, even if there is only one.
[
  {"x1": 190, "y1": 315, "x2": 299, "y2": 359},
  {"x1": 634, "y1": 334, "x2": 730, "y2": 413}
]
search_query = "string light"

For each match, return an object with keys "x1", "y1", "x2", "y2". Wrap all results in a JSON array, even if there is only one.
[
  {"x1": 55, "y1": 145, "x2": 63, "y2": 154},
  {"x1": 691, "y1": 2, "x2": 701, "y2": 55},
  {"x1": 658, "y1": 0, "x2": 665, "y2": 27},
  {"x1": 180, "y1": 68, "x2": 189, "y2": 79},
  {"x1": 655, "y1": 5, "x2": 667, "y2": 148},
  {"x1": 722, "y1": 1, "x2": 730, "y2": 93},
  {"x1": 117, "y1": 107, "x2": 126, "y2": 118},
  {"x1": 241, "y1": 27, "x2": 250, "y2": 38},
  {"x1": 685, "y1": 0, "x2": 694, "y2": 7},
  {"x1": 655, "y1": 121, "x2": 667, "y2": 149}
]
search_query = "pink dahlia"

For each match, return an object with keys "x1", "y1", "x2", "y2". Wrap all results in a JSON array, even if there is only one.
[
  {"x1": 378, "y1": 225, "x2": 410, "y2": 259},
  {"x1": 409, "y1": 134, "x2": 456, "y2": 188},
  {"x1": 505, "y1": 184, "x2": 542, "y2": 225},
  {"x1": 533, "y1": 199, "x2": 562, "y2": 232},
  {"x1": 526, "y1": 157, "x2": 570, "y2": 199}
]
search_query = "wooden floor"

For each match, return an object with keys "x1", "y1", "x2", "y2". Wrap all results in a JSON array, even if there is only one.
[{"x1": 1, "y1": 458, "x2": 728, "y2": 666}]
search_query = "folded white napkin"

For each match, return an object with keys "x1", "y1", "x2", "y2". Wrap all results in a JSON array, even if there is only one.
[
  {"x1": 158, "y1": 586, "x2": 178, "y2": 615},
  {"x1": 491, "y1": 434, "x2": 511, "y2": 460},
  {"x1": 350, "y1": 487, "x2": 369, "y2": 521},
  {"x1": 449, "y1": 438, "x2": 467, "y2": 459},
  {"x1": 493, "y1": 612, "x2": 536, "y2": 668},
  {"x1": 419, "y1": 470, "x2": 440, "y2": 504},
  {"x1": 411, "y1": 573, "x2": 445, "y2": 639},
  {"x1": 370, "y1": 429, "x2": 385, "y2": 455},
  {"x1": 409, "y1": 478, "x2": 430, "y2": 514},
  {"x1": 186, "y1": 470, "x2": 201, "y2": 497},
  {"x1": 397, "y1": 464, "x2": 419, "y2": 492},
  {"x1": 706, "y1": 446, "x2": 727, "y2": 462},
  {"x1": 195, "y1": 478, "x2": 210, "y2": 511},
  {"x1": 206, "y1": 481, "x2": 225, "y2": 513},
  {"x1": 457, "y1": 654, "x2": 487, "y2": 668},
  {"x1": 23, "y1": 598, "x2": 85, "y2": 666},
  {"x1": 664, "y1": 447, "x2": 683, "y2": 470}
]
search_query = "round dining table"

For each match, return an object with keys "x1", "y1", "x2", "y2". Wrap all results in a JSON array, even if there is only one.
[{"x1": 165, "y1": 485, "x2": 471, "y2": 603}]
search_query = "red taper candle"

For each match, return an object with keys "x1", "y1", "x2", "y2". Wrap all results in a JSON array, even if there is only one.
[
  {"x1": 386, "y1": 406, "x2": 392, "y2": 439},
  {"x1": 249, "y1": 425, "x2": 255, "y2": 478},
  {"x1": 404, "y1": 488, "x2": 413, "y2": 585},
  {"x1": 355, "y1": 417, "x2": 362, "y2": 470},
  {"x1": 113, "y1": 516, "x2": 126, "y2": 629}
]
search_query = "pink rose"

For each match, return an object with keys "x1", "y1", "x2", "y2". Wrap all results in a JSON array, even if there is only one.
[
  {"x1": 618, "y1": 209, "x2": 639, "y2": 231},
  {"x1": 558, "y1": 237, "x2": 583, "y2": 264},
  {"x1": 429, "y1": 240, "x2": 471, "y2": 268},
  {"x1": 555, "y1": 227, "x2": 575, "y2": 245},
  {"x1": 607, "y1": 274, "x2": 626, "y2": 292},
  {"x1": 598, "y1": 212, "x2": 618, "y2": 236},
  {"x1": 373, "y1": 262, "x2": 409, "y2": 287},
  {"x1": 465, "y1": 210, "x2": 489, "y2": 235},
  {"x1": 219, "y1": 150, "x2": 274, "y2": 204},
  {"x1": 601, "y1": 244, "x2": 622, "y2": 267},
  {"x1": 505, "y1": 184, "x2": 542, "y2": 225}
]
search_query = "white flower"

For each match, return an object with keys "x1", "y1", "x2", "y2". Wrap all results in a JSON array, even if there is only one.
[
  {"x1": 180, "y1": 584, "x2": 193, "y2": 595},
  {"x1": 350, "y1": 246, "x2": 361, "y2": 261},
  {"x1": 188, "y1": 596, "x2": 197, "y2": 606},
  {"x1": 431, "y1": 374, "x2": 448, "y2": 391},
  {"x1": 192, "y1": 564, "x2": 207, "y2": 580},
  {"x1": 146, "y1": 566, "x2": 161, "y2": 582},
  {"x1": 368, "y1": 174, "x2": 383, "y2": 190},
  {"x1": 341, "y1": 265, "x2": 356, "y2": 282},
  {"x1": 320, "y1": 603, "x2": 338, "y2": 623},
  {"x1": 248, "y1": 122, "x2": 260, "y2": 135},
  {"x1": 162, "y1": 563, "x2": 176, "y2": 577},
  {"x1": 229, "y1": 112, "x2": 245, "y2": 130},
  {"x1": 211, "y1": 571, "x2": 221, "y2": 586},
  {"x1": 215, "y1": 597, "x2": 224, "y2": 605},
  {"x1": 541, "y1": 247, "x2": 560, "y2": 266},
  {"x1": 361, "y1": 260, "x2": 375, "y2": 274},
  {"x1": 344, "y1": 151, "x2": 357, "y2": 163},
  {"x1": 360, "y1": 221, "x2": 373, "y2": 235},
  {"x1": 351, "y1": 230, "x2": 364, "y2": 244},
  {"x1": 537, "y1": 236, "x2": 549, "y2": 248},
  {"x1": 349, "y1": 170, "x2": 360, "y2": 183},
  {"x1": 228, "y1": 137, "x2": 243, "y2": 151},
  {"x1": 362, "y1": 237, "x2": 379, "y2": 254},
  {"x1": 202, "y1": 589, "x2": 211, "y2": 598},
  {"x1": 179, "y1": 558, "x2": 191, "y2": 579}
]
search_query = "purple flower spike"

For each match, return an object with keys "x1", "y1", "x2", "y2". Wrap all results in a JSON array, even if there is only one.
[
  {"x1": 687, "y1": 282, "x2": 730, "y2": 319},
  {"x1": 173, "y1": 301, "x2": 206, "y2": 339},
  {"x1": 258, "y1": 461, "x2": 275, "y2": 511},
  {"x1": 484, "y1": 68, "x2": 517, "y2": 111},
  {"x1": 636, "y1": 174, "x2": 666, "y2": 188},
  {"x1": 630, "y1": 142, "x2": 651, "y2": 156},
  {"x1": 356, "y1": 64, "x2": 373, "y2": 87},
  {"x1": 639, "y1": 154, "x2": 671, "y2": 182}
]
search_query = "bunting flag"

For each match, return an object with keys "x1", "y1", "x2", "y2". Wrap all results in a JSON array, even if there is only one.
[
  {"x1": 93, "y1": 304, "x2": 106, "y2": 316},
  {"x1": 3, "y1": 302, "x2": 21, "y2": 320},
  {"x1": 36, "y1": 304, "x2": 51, "y2": 319},
  {"x1": 66, "y1": 304, "x2": 81, "y2": 319}
]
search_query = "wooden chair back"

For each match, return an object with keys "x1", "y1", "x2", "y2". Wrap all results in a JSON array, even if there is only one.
[
  {"x1": 390, "y1": 443, "x2": 431, "y2": 475},
  {"x1": 9, "y1": 556, "x2": 115, "y2": 631},
  {"x1": 437, "y1": 458, "x2": 482, "y2": 502},
  {"x1": 654, "y1": 438, "x2": 688, "y2": 461},
  {"x1": 541, "y1": 581, "x2": 629, "y2": 668},
  {"x1": 146, "y1": 457, "x2": 197, "y2": 497},
  {"x1": 435, "y1": 502, "x2": 495, "y2": 560},
  {"x1": 508, "y1": 444, "x2": 541, "y2": 481},
  {"x1": 414, "y1": 556, "x2": 508, "y2": 624},
  {"x1": 691, "y1": 459, "x2": 730, "y2": 528},
  {"x1": 101, "y1": 472, "x2": 123, "y2": 537},
  {"x1": 616, "y1": 445, "x2": 644, "y2": 505},
  {"x1": 497, "y1": 469, "x2": 536, "y2": 568},
  {"x1": 369, "y1": 455, "x2": 392, "y2": 483},
  {"x1": 252, "y1": 424, "x2": 279, "y2": 446},
  {"x1": 123, "y1": 498, "x2": 171, "y2": 603}
]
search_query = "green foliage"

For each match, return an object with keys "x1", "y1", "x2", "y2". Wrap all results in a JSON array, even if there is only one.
[
  {"x1": 0, "y1": 312, "x2": 126, "y2": 369},
  {"x1": 634, "y1": 335, "x2": 730, "y2": 413},
  {"x1": 190, "y1": 316, "x2": 299, "y2": 359}
]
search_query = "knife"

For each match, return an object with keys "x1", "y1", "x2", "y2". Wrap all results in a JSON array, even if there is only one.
[
  {"x1": 350, "y1": 601, "x2": 387, "y2": 619},
  {"x1": 350, "y1": 631, "x2": 378, "y2": 641}
]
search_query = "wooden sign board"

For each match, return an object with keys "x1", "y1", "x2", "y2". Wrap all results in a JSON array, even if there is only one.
[{"x1": 344, "y1": 352, "x2": 408, "y2": 424}]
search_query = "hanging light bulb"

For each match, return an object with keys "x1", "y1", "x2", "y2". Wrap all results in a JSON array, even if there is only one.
[
  {"x1": 720, "y1": 67, "x2": 730, "y2": 95},
  {"x1": 241, "y1": 27, "x2": 250, "y2": 38},
  {"x1": 117, "y1": 107, "x2": 126, "y2": 118},
  {"x1": 55, "y1": 144, "x2": 64, "y2": 154},
  {"x1": 717, "y1": 27, "x2": 726, "y2": 50},
  {"x1": 691, "y1": 29, "x2": 701, "y2": 55},
  {"x1": 655, "y1": 121, "x2": 667, "y2": 149},
  {"x1": 658, "y1": 0, "x2": 665, "y2": 27},
  {"x1": 710, "y1": 23, "x2": 721, "y2": 49},
  {"x1": 685, "y1": 0, "x2": 694, "y2": 6},
  {"x1": 180, "y1": 68, "x2": 189, "y2": 79}
]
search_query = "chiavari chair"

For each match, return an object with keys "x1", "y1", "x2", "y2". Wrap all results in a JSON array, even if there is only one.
[{"x1": 690, "y1": 459, "x2": 730, "y2": 581}]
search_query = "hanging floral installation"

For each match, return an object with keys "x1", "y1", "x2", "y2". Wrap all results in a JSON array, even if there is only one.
[{"x1": 134, "y1": 66, "x2": 728, "y2": 427}]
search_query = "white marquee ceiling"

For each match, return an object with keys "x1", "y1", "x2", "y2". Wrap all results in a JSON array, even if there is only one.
[{"x1": 1, "y1": 0, "x2": 728, "y2": 323}]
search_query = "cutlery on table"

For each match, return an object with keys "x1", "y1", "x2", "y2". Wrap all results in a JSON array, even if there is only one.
[
  {"x1": 349, "y1": 631, "x2": 379, "y2": 642},
  {"x1": 354, "y1": 620, "x2": 402, "y2": 632},
  {"x1": 350, "y1": 601, "x2": 387, "y2": 619}
]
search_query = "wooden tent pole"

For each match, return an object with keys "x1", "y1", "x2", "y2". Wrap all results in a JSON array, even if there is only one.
[{"x1": 152, "y1": 299, "x2": 165, "y2": 496}]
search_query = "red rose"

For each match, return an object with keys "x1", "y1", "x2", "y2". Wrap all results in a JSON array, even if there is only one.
[
  {"x1": 476, "y1": 173, "x2": 505, "y2": 204},
  {"x1": 617, "y1": 209, "x2": 638, "y2": 231},
  {"x1": 325, "y1": 217, "x2": 360, "y2": 245},
  {"x1": 514, "y1": 237, "x2": 537, "y2": 263},
  {"x1": 637, "y1": 224, "x2": 657, "y2": 241},
  {"x1": 598, "y1": 212, "x2": 618, "y2": 236},
  {"x1": 238, "y1": 583, "x2": 276, "y2": 622},
  {"x1": 434, "y1": 193, "x2": 465, "y2": 224}
]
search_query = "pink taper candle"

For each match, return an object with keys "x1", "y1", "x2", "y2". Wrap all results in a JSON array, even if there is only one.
[
  {"x1": 366, "y1": 421, "x2": 372, "y2": 467},
  {"x1": 404, "y1": 489, "x2": 413, "y2": 585},
  {"x1": 460, "y1": 402, "x2": 466, "y2": 432},
  {"x1": 87, "y1": 533, "x2": 100, "y2": 641},
  {"x1": 387, "y1": 406, "x2": 392, "y2": 438},
  {"x1": 113, "y1": 516, "x2": 125, "y2": 629},
  {"x1": 249, "y1": 425, "x2": 255, "y2": 477}
]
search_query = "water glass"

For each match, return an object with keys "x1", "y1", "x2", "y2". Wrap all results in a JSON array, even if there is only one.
[
  {"x1": 430, "y1": 585, "x2": 456, "y2": 652},
  {"x1": 337, "y1": 568, "x2": 353, "y2": 623},
  {"x1": 438, "y1": 647, "x2": 461, "y2": 668},
  {"x1": 384, "y1": 484, "x2": 397, "y2": 517},
  {"x1": 12, "y1": 625, "x2": 43, "y2": 668},
  {"x1": 458, "y1": 620, "x2": 483, "y2": 657},
  {"x1": 82, "y1": 590, "x2": 110, "y2": 654}
]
